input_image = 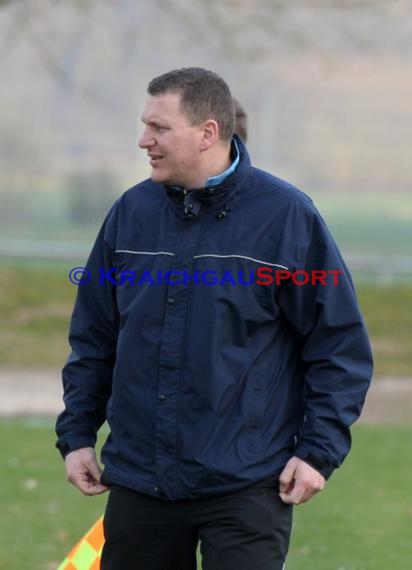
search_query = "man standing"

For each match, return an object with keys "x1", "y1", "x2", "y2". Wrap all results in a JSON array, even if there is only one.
[{"x1": 56, "y1": 67, "x2": 373, "y2": 570}]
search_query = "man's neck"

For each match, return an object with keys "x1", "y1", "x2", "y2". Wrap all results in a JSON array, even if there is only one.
[
  {"x1": 205, "y1": 152, "x2": 232, "y2": 181},
  {"x1": 185, "y1": 143, "x2": 232, "y2": 190}
]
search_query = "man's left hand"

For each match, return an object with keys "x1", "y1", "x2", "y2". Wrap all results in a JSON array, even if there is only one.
[{"x1": 279, "y1": 456, "x2": 326, "y2": 505}]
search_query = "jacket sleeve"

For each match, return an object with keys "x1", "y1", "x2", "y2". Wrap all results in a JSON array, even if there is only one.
[
  {"x1": 277, "y1": 203, "x2": 373, "y2": 479},
  {"x1": 55, "y1": 206, "x2": 120, "y2": 458}
]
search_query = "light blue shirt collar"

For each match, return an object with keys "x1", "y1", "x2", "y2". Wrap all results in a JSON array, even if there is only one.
[{"x1": 205, "y1": 139, "x2": 240, "y2": 187}]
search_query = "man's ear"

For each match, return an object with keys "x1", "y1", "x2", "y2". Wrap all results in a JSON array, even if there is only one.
[{"x1": 199, "y1": 119, "x2": 219, "y2": 150}]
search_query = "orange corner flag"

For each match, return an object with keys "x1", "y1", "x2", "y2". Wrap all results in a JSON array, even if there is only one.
[{"x1": 57, "y1": 516, "x2": 104, "y2": 570}]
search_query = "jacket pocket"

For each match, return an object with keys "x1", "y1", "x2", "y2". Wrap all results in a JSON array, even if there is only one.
[
  {"x1": 248, "y1": 372, "x2": 266, "y2": 429},
  {"x1": 243, "y1": 367, "x2": 266, "y2": 457}
]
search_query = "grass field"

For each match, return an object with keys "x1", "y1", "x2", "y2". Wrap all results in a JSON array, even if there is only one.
[
  {"x1": 0, "y1": 264, "x2": 410, "y2": 376},
  {"x1": 312, "y1": 191, "x2": 412, "y2": 256},
  {"x1": 0, "y1": 418, "x2": 410, "y2": 570},
  {"x1": 0, "y1": 240, "x2": 410, "y2": 568}
]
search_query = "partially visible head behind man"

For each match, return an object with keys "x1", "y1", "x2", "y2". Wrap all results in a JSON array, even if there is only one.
[
  {"x1": 233, "y1": 98, "x2": 248, "y2": 143},
  {"x1": 148, "y1": 67, "x2": 234, "y2": 142}
]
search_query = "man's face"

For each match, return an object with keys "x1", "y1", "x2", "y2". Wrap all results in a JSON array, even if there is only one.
[{"x1": 139, "y1": 92, "x2": 204, "y2": 189}]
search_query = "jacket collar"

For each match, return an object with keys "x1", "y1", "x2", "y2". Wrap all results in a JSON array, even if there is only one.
[
  {"x1": 165, "y1": 135, "x2": 251, "y2": 219},
  {"x1": 205, "y1": 138, "x2": 240, "y2": 187}
]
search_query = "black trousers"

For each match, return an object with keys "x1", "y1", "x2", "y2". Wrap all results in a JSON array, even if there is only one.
[{"x1": 101, "y1": 479, "x2": 293, "y2": 570}]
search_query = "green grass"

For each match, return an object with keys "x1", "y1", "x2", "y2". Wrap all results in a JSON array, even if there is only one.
[
  {"x1": 0, "y1": 265, "x2": 410, "y2": 376},
  {"x1": 313, "y1": 191, "x2": 412, "y2": 255},
  {"x1": 0, "y1": 418, "x2": 107, "y2": 570},
  {"x1": 0, "y1": 420, "x2": 410, "y2": 569},
  {"x1": 287, "y1": 425, "x2": 412, "y2": 569},
  {"x1": 0, "y1": 264, "x2": 75, "y2": 367},
  {"x1": 357, "y1": 283, "x2": 412, "y2": 377}
]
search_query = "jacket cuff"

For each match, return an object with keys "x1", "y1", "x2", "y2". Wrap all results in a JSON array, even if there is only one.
[
  {"x1": 55, "y1": 436, "x2": 96, "y2": 459},
  {"x1": 294, "y1": 449, "x2": 335, "y2": 480}
]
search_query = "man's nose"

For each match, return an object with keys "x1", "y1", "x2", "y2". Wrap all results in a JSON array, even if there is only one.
[{"x1": 139, "y1": 128, "x2": 155, "y2": 149}]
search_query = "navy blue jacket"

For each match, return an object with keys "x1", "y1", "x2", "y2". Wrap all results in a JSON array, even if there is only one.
[{"x1": 56, "y1": 137, "x2": 373, "y2": 500}]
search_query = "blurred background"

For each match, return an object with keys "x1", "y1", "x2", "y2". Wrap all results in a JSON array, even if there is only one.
[{"x1": 0, "y1": 1, "x2": 411, "y2": 569}]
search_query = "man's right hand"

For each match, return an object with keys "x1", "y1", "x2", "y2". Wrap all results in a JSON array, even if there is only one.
[{"x1": 65, "y1": 447, "x2": 109, "y2": 495}]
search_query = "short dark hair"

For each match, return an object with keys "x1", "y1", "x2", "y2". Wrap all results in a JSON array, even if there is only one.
[
  {"x1": 148, "y1": 67, "x2": 234, "y2": 142},
  {"x1": 233, "y1": 98, "x2": 248, "y2": 143}
]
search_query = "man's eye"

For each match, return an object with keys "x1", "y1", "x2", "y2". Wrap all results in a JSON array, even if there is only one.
[{"x1": 155, "y1": 125, "x2": 167, "y2": 133}]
